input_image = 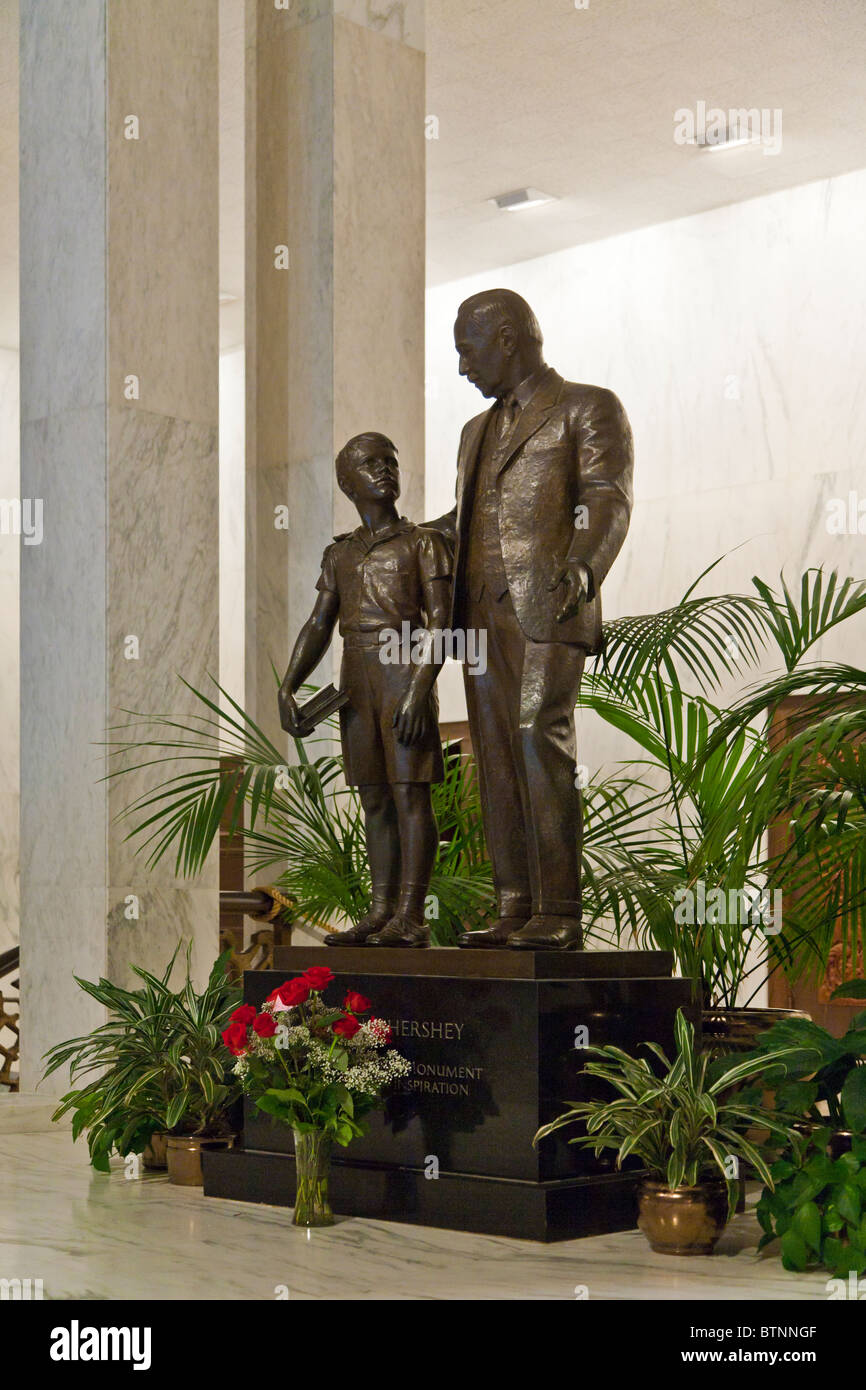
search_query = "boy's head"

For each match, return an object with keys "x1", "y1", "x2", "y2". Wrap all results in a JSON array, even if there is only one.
[{"x1": 336, "y1": 432, "x2": 400, "y2": 507}]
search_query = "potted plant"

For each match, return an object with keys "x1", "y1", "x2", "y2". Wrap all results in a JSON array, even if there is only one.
[
  {"x1": 691, "y1": 653, "x2": 866, "y2": 1044},
  {"x1": 534, "y1": 1009, "x2": 798, "y2": 1255},
  {"x1": 43, "y1": 944, "x2": 191, "y2": 1171},
  {"x1": 44, "y1": 944, "x2": 241, "y2": 1185},
  {"x1": 738, "y1": 1006, "x2": 866, "y2": 1147},
  {"x1": 221, "y1": 963, "x2": 410, "y2": 1226},
  {"x1": 757, "y1": 1128, "x2": 866, "y2": 1277},
  {"x1": 151, "y1": 949, "x2": 242, "y2": 1185},
  {"x1": 576, "y1": 563, "x2": 866, "y2": 1043}
]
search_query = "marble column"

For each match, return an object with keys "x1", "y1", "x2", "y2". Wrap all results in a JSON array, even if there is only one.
[
  {"x1": 0, "y1": 349, "x2": 19, "y2": 958},
  {"x1": 19, "y1": 0, "x2": 220, "y2": 1090},
  {"x1": 244, "y1": 0, "x2": 426, "y2": 742}
]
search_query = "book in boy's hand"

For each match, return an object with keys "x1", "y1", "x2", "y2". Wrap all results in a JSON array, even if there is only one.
[{"x1": 295, "y1": 684, "x2": 350, "y2": 736}]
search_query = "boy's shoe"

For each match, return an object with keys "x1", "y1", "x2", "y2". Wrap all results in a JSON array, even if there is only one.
[{"x1": 324, "y1": 912, "x2": 391, "y2": 946}]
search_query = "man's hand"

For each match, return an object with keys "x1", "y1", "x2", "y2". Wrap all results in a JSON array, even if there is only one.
[
  {"x1": 393, "y1": 688, "x2": 429, "y2": 746},
  {"x1": 278, "y1": 683, "x2": 304, "y2": 737},
  {"x1": 549, "y1": 562, "x2": 591, "y2": 624}
]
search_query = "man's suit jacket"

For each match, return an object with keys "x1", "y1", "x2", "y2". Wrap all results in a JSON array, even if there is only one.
[{"x1": 432, "y1": 367, "x2": 634, "y2": 652}]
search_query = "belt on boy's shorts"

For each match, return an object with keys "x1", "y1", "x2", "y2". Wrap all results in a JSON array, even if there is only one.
[{"x1": 342, "y1": 627, "x2": 422, "y2": 654}]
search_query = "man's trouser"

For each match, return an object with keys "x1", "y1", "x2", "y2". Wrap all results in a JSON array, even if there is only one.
[{"x1": 463, "y1": 584, "x2": 585, "y2": 919}]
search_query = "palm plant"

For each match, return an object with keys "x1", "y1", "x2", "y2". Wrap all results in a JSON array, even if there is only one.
[
  {"x1": 534, "y1": 1008, "x2": 798, "y2": 1218},
  {"x1": 105, "y1": 680, "x2": 494, "y2": 945},
  {"x1": 579, "y1": 562, "x2": 866, "y2": 1006},
  {"x1": 690, "y1": 660, "x2": 866, "y2": 990},
  {"x1": 43, "y1": 945, "x2": 240, "y2": 1168}
]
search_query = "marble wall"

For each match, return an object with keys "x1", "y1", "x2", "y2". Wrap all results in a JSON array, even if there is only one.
[
  {"x1": 19, "y1": 0, "x2": 220, "y2": 1090},
  {"x1": 0, "y1": 347, "x2": 18, "y2": 955},
  {"x1": 245, "y1": 0, "x2": 426, "y2": 743},
  {"x1": 220, "y1": 346, "x2": 246, "y2": 718},
  {"x1": 426, "y1": 168, "x2": 866, "y2": 735}
]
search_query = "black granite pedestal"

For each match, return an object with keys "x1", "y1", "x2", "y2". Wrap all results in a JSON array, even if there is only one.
[{"x1": 202, "y1": 947, "x2": 695, "y2": 1241}]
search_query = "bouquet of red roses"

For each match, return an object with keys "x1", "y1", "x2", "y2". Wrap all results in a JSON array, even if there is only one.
[{"x1": 221, "y1": 965, "x2": 410, "y2": 1148}]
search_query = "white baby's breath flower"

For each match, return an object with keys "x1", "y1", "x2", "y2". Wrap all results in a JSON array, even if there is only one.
[{"x1": 362, "y1": 1018, "x2": 392, "y2": 1048}]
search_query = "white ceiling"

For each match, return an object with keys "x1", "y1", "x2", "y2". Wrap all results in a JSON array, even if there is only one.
[
  {"x1": 1, "y1": 0, "x2": 865, "y2": 352},
  {"x1": 425, "y1": 0, "x2": 866, "y2": 284}
]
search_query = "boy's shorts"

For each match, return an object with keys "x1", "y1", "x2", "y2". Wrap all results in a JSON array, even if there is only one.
[{"x1": 339, "y1": 637, "x2": 444, "y2": 785}]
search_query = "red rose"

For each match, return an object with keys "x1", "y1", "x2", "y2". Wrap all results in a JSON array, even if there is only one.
[
  {"x1": 230, "y1": 1003, "x2": 257, "y2": 1026},
  {"x1": 222, "y1": 1020, "x2": 249, "y2": 1056},
  {"x1": 266, "y1": 977, "x2": 310, "y2": 1007},
  {"x1": 253, "y1": 1012, "x2": 277, "y2": 1038},
  {"x1": 302, "y1": 965, "x2": 334, "y2": 992},
  {"x1": 333, "y1": 1015, "x2": 362, "y2": 1039},
  {"x1": 343, "y1": 990, "x2": 371, "y2": 1014}
]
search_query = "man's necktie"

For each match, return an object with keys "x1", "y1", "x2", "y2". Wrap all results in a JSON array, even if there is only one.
[{"x1": 496, "y1": 394, "x2": 518, "y2": 443}]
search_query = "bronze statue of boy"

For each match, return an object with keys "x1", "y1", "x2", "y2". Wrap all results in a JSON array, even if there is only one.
[{"x1": 278, "y1": 432, "x2": 451, "y2": 947}]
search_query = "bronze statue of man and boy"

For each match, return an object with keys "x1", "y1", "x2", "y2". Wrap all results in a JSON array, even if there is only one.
[{"x1": 279, "y1": 290, "x2": 633, "y2": 952}]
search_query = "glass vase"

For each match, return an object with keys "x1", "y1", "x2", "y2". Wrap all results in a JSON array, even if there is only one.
[{"x1": 292, "y1": 1128, "x2": 334, "y2": 1227}]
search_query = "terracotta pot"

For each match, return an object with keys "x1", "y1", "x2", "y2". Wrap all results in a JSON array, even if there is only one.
[
  {"x1": 637, "y1": 1179, "x2": 731, "y2": 1255},
  {"x1": 166, "y1": 1133, "x2": 235, "y2": 1187},
  {"x1": 143, "y1": 1132, "x2": 168, "y2": 1170}
]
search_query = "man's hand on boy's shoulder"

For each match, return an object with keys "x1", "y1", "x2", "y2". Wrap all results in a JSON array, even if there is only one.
[{"x1": 392, "y1": 686, "x2": 429, "y2": 747}]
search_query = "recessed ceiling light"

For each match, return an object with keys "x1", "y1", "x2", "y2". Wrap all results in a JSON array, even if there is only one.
[
  {"x1": 699, "y1": 130, "x2": 756, "y2": 153},
  {"x1": 489, "y1": 187, "x2": 558, "y2": 212},
  {"x1": 677, "y1": 104, "x2": 773, "y2": 153}
]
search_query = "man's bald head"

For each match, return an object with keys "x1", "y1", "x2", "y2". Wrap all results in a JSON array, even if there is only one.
[
  {"x1": 453, "y1": 289, "x2": 546, "y2": 400},
  {"x1": 456, "y1": 289, "x2": 543, "y2": 349}
]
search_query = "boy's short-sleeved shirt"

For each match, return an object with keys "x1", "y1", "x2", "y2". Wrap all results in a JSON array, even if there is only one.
[{"x1": 316, "y1": 517, "x2": 452, "y2": 634}]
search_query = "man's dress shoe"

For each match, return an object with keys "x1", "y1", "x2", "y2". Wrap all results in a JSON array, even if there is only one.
[
  {"x1": 457, "y1": 916, "x2": 530, "y2": 948},
  {"x1": 507, "y1": 914, "x2": 583, "y2": 951},
  {"x1": 366, "y1": 916, "x2": 430, "y2": 947}
]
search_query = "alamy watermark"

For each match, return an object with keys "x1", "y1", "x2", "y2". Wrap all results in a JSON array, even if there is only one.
[
  {"x1": 1, "y1": 1277, "x2": 44, "y2": 1299},
  {"x1": 674, "y1": 102, "x2": 783, "y2": 156},
  {"x1": 49, "y1": 1322, "x2": 151, "y2": 1370},
  {"x1": 674, "y1": 880, "x2": 782, "y2": 934},
  {"x1": 826, "y1": 491, "x2": 866, "y2": 535},
  {"x1": 827, "y1": 1272, "x2": 866, "y2": 1300},
  {"x1": 0, "y1": 498, "x2": 43, "y2": 545},
  {"x1": 378, "y1": 622, "x2": 487, "y2": 676}
]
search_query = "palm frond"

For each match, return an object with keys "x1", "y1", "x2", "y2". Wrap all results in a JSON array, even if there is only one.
[
  {"x1": 752, "y1": 568, "x2": 866, "y2": 671},
  {"x1": 597, "y1": 552, "x2": 769, "y2": 694}
]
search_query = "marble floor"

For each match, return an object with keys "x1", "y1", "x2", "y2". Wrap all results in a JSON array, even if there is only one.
[{"x1": 0, "y1": 1098, "x2": 830, "y2": 1301}]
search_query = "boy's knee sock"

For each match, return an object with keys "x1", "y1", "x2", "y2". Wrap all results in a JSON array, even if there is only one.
[
  {"x1": 368, "y1": 881, "x2": 400, "y2": 919},
  {"x1": 394, "y1": 881, "x2": 429, "y2": 926}
]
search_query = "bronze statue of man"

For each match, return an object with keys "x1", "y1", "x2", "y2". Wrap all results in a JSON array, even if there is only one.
[{"x1": 427, "y1": 290, "x2": 633, "y2": 951}]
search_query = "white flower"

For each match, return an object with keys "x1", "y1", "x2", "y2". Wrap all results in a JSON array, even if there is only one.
[{"x1": 361, "y1": 1018, "x2": 392, "y2": 1047}]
